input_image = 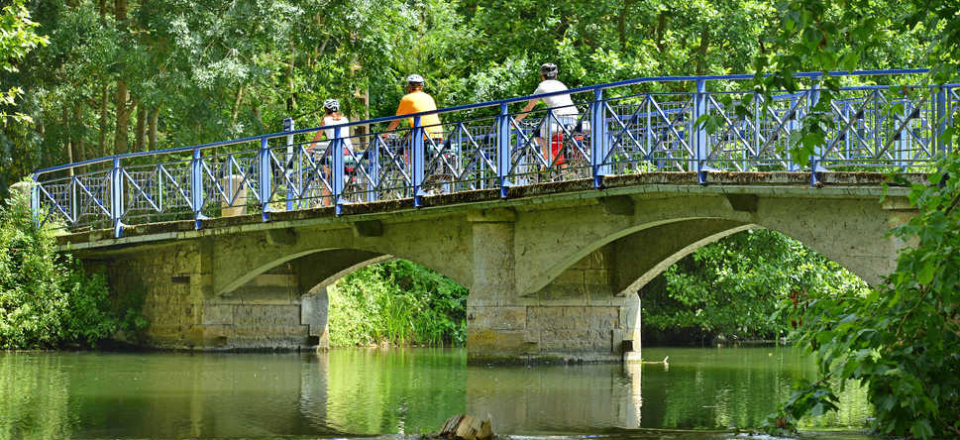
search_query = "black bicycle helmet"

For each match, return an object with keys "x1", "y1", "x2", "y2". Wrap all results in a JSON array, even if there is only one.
[{"x1": 540, "y1": 63, "x2": 558, "y2": 80}]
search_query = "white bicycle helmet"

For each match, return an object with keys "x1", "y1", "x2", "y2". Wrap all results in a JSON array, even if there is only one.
[
  {"x1": 406, "y1": 74, "x2": 426, "y2": 88},
  {"x1": 323, "y1": 98, "x2": 341, "y2": 113},
  {"x1": 540, "y1": 63, "x2": 558, "y2": 79}
]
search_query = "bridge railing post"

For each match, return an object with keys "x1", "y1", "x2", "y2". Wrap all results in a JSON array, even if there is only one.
[
  {"x1": 368, "y1": 136, "x2": 380, "y2": 203},
  {"x1": 412, "y1": 116, "x2": 425, "y2": 207},
  {"x1": 332, "y1": 126, "x2": 344, "y2": 215},
  {"x1": 111, "y1": 157, "x2": 124, "y2": 237},
  {"x1": 897, "y1": 100, "x2": 911, "y2": 169},
  {"x1": 283, "y1": 117, "x2": 295, "y2": 211},
  {"x1": 935, "y1": 85, "x2": 949, "y2": 156},
  {"x1": 30, "y1": 173, "x2": 41, "y2": 229},
  {"x1": 259, "y1": 137, "x2": 272, "y2": 221},
  {"x1": 946, "y1": 85, "x2": 954, "y2": 155},
  {"x1": 190, "y1": 148, "x2": 207, "y2": 228},
  {"x1": 590, "y1": 88, "x2": 609, "y2": 188},
  {"x1": 693, "y1": 79, "x2": 710, "y2": 184},
  {"x1": 808, "y1": 76, "x2": 824, "y2": 186},
  {"x1": 70, "y1": 173, "x2": 78, "y2": 226},
  {"x1": 497, "y1": 103, "x2": 512, "y2": 198}
]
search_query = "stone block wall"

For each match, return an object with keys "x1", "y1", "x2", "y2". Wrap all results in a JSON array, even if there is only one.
[
  {"x1": 526, "y1": 247, "x2": 638, "y2": 360},
  {"x1": 533, "y1": 246, "x2": 616, "y2": 299},
  {"x1": 469, "y1": 245, "x2": 640, "y2": 363},
  {"x1": 107, "y1": 242, "x2": 314, "y2": 350},
  {"x1": 527, "y1": 306, "x2": 621, "y2": 353},
  {"x1": 195, "y1": 263, "x2": 311, "y2": 349},
  {"x1": 106, "y1": 242, "x2": 207, "y2": 348}
]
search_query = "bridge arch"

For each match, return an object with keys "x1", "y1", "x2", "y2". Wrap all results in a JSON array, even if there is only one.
[
  {"x1": 217, "y1": 245, "x2": 471, "y2": 350},
  {"x1": 212, "y1": 214, "x2": 475, "y2": 297},
  {"x1": 516, "y1": 193, "x2": 900, "y2": 299},
  {"x1": 526, "y1": 214, "x2": 881, "y2": 300},
  {"x1": 520, "y1": 217, "x2": 754, "y2": 297}
]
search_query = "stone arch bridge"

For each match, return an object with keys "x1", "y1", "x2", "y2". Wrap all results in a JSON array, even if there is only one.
[{"x1": 60, "y1": 172, "x2": 917, "y2": 363}]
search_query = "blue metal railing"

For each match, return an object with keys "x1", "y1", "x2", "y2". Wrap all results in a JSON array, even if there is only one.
[{"x1": 31, "y1": 69, "x2": 958, "y2": 237}]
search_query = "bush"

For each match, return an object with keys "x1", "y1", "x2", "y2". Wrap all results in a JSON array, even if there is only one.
[
  {"x1": 643, "y1": 229, "x2": 867, "y2": 342},
  {"x1": 0, "y1": 186, "x2": 143, "y2": 349},
  {"x1": 770, "y1": 154, "x2": 960, "y2": 438},
  {"x1": 328, "y1": 259, "x2": 467, "y2": 347}
]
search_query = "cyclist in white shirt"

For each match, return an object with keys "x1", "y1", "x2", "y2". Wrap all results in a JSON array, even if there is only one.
[
  {"x1": 312, "y1": 98, "x2": 352, "y2": 149},
  {"x1": 309, "y1": 98, "x2": 353, "y2": 206},
  {"x1": 514, "y1": 63, "x2": 579, "y2": 164}
]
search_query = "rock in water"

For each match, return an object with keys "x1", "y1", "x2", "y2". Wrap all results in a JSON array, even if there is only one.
[
  {"x1": 436, "y1": 414, "x2": 493, "y2": 440},
  {"x1": 439, "y1": 414, "x2": 463, "y2": 436},
  {"x1": 477, "y1": 419, "x2": 492, "y2": 440}
]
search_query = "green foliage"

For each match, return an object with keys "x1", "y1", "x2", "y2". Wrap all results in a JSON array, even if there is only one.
[
  {"x1": 0, "y1": 0, "x2": 47, "y2": 124},
  {"x1": 742, "y1": 1, "x2": 960, "y2": 437},
  {"x1": 644, "y1": 229, "x2": 867, "y2": 341},
  {"x1": 0, "y1": 187, "x2": 145, "y2": 349},
  {"x1": 767, "y1": 155, "x2": 960, "y2": 438},
  {"x1": 328, "y1": 259, "x2": 467, "y2": 347},
  {"x1": 749, "y1": 0, "x2": 957, "y2": 164}
]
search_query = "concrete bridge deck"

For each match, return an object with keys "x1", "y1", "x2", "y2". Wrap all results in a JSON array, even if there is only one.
[{"x1": 61, "y1": 172, "x2": 919, "y2": 363}]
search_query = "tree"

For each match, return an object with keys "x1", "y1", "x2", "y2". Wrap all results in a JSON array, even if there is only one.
[
  {"x1": 0, "y1": 0, "x2": 47, "y2": 124},
  {"x1": 0, "y1": 188, "x2": 146, "y2": 349},
  {"x1": 643, "y1": 229, "x2": 866, "y2": 342},
  {"x1": 0, "y1": 0, "x2": 47, "y2": 196},
  {"x1": 748, "y1": 1, "x2": 960, "y2": 437}
]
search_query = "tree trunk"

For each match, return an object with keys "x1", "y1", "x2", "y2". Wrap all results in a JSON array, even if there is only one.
[
  {"x1": 696, "y1": 26, "x2": 710, "y2": 75},
  {"x1": 99, "y1": 85, "x2": 108, "y2": 155},
  {"x1": 285, "y1": 48, "x2": 296, "y2": 112},
  {"x1": 231, "y1": 86, "x2": 245, "y2": 126},
  {"x1": 99, "y1": 0, "x2": 107, "y2": 20},
  {"x1": 618, "y1": 0, "x2": 636, "y2": 52},
  {"x1": 148, "y1": 105, "x2": 160, "y2": 151},
  {"x1": 656, "y1": 11, "x2": 667, "y2": 53},
  {"x1": 114, "y1": 0, "x2": 127, "y2": 28},
  {"x1": 64, "y1": 107, "x2": 74, "y2": 175},
  {"x1": 114, "y1": 81, "x2": 131, "y2": 154},
  {"x1": 74, "y1": 103, "x2": 84, "y2": 161},
  {"x1": 113, "y1": 0, "x2": 131, "y2": 154},
  {"x1": 135, "y1": 100, "x2": 146, "y2": 152}
]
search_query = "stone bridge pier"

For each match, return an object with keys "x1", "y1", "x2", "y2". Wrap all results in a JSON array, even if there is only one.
[
  {"x1": 466, "y1": 209, "x2": 642, "y2": 363},
  {"x1": 65, "y1": 175, "x2": 917, "y2": 363}
]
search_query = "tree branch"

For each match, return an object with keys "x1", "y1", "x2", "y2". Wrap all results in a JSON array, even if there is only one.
[
  {"x1": 943, "y1": 191, "x2": 960, "y2": 216},
  {"x1": 895, "y1": 287, "x2": 931, "y2": 340}
]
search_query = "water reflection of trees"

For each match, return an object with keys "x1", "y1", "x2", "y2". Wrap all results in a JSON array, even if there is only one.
[
  {"x1": 640, "y1": 347, "x2": 870, "y2": 430},
  {"x1": 0, "y1": 354, "x2": 74, "y2": 440},
  {"x1": 324, "y1": 348, "x2": 467, "y2": 434},
  {"x1": 0, "y1": 348, "x2": 869, "y2": 437},
  {"x1": 0, "y1": 352, "x2": 331, "y2": 439}
]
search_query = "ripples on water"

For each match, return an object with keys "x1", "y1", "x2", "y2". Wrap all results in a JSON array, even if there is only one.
[{"x1": 0, "y1": 347, "x2": 870, "y2": 440}]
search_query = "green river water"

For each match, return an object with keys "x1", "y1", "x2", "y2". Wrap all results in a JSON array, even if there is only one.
[{"x1": 0, "y1": 347, "x2": 871, "y2": 440}]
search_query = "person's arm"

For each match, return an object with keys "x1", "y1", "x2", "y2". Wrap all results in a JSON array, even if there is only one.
[
  {"x1": 382, "y1": 98, "x2": 408, "y2": 138},
  {"x1": 383, "y1": 119, "x2": 401, "y2": 136},
  {"x1": 309, "y1": 119, "x2": 327, "y2": 149},
  {"x1": 514, "y1": 98, "x2": 539, "y2": 122}
]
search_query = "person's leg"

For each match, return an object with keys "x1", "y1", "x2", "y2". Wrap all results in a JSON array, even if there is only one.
[
  {"x1": 321, "y1": 164, "x2": 332, "y2": 207},
  {"x1": 538, "y1": 120, "x2": 551, "y2": 167}
]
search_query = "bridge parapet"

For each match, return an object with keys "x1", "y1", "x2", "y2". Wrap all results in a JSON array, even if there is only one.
[{"x1": 32, "y1": 69, "x2": 954, "y2": 239}]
